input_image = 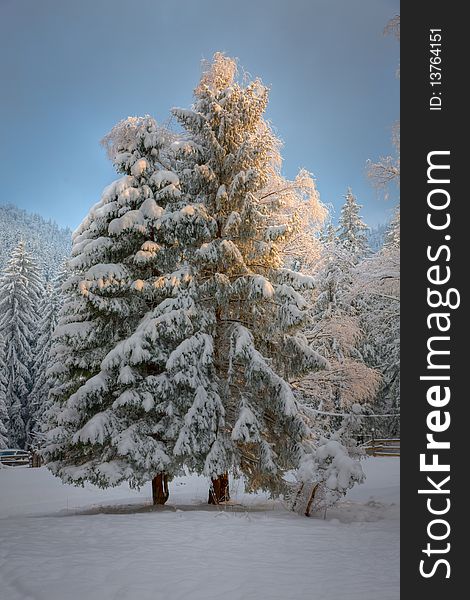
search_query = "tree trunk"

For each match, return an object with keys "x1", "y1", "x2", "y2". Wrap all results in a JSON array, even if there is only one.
[
  {"x1": 31, "y1": 451, "x2": 42, "y2": 468},
  {"x1": 305, "y1": 483, "x2": 319, "y2": 517},
  {"x1": 152, "y1": 472, "x2": 169, "y2": 505},
  {"x1": 208, "y1": 472, "x2": 230, "y2": 504}
]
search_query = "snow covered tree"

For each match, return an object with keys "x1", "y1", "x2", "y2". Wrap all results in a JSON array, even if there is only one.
[
  {"x1": 336, "y1": 189, "x2": 369, "y2": 261},
  {"x1": 42, "y1": 117, "x2": 190, "y2": 503},
  {"x1": 0, "y1": 336, "x2": 9, "y2": 449},
  {"x1": 169, "y1": 53, "x2": 327, "y2": 499},
  {"x1": 288, "y1": 407, "x2": 365, "y2": 515},
  {"x1": 0, "y1": 241, "x2": 43, "y2": 447},
  {"x1": 367, "y1": 122, "x2": 400, "y2": 196},
  {"x1": 295, "y1": 233, "x2": 380, "y2": 413},
  {"x1": 320, "y1": 222, "x2": 337, "y2": 246},
  {"x1": 28, "y1": 268, "x2": 66, "y2": 444},
  {"x1": 42, "y1": 54, "x2": 327, "y2": 504},
  {"x1": 384, "y1": 205, "x2": 400, "y2": 249},
  {"x1": 290, "y1": 215, "x2": 381, "y2": 510},
  {"x1": 353, "y1": 210, "x2": 400, "y2": 434},
  {"x1": 272, "y1": 170, "x2": 327, "y2": 273}
]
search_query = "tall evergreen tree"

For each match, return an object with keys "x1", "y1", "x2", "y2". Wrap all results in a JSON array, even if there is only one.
[
  {"x1": 170, "y1": 53, "x2": 327, "y2": 497},
  {"x1": 28, "y1": 269, "x2": 66, "y2": 443},
  {"x1": 384, "y1": 205, "x2": 400, "y2": 249},
  {"x1": 336, "y1": 189, "x2": 369, "y2": 261},
  {"x1": 43, "y1": 54, "x2": 327, "y2": 503},
  {"x1": 0, "y1": 241, "x2": 42, "y2": 447},
  {"x1": 42, "y1": 117, "x2": 186, "y2": 501},
  {"x1": 320, "y1": 222, "x2": 337, "y2": 246},
  {"x1": 0, "y1": 336, "x2": 9, "y2": 449}
]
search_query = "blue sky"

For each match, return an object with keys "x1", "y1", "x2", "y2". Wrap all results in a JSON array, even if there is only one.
[{"x1": 0, "y1": 0, "x2": 399, "y2": 230}]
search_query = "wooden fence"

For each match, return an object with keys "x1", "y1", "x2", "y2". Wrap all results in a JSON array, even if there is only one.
[{"x1": 363, "y1": 438, "x2": 400, "y2": 457}]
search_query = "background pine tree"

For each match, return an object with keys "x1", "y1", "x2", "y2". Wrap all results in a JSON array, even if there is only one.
[
  {"x1": 28, "y1": 270, "x2": 66, "y2": 444},
  {"x1": 336, "y1": 189, "x2": 369, "y2": 261},
  {"x1": 0, "y1": 241, "x2": 43, "y2": 447},
  {"x1": 0, "y1": 336, "x2": 9, "y2": 449}
]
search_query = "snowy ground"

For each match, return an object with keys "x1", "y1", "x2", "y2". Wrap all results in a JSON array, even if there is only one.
[{"x1": 0, "y1": 458, "x2": 399, "y2": 600}]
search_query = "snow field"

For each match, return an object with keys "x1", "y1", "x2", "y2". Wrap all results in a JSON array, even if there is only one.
[{"x1": 0, "y1": 457, "x2": 399, "y2": 600}]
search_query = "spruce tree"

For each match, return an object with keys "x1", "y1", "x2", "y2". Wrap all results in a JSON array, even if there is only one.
[
  {"x1": 384, "y1": 205, "x2": 400, "y2": 249},
  {"x1": 0, "y1": 336, "x2": 9, "y2": 449},
  {"x1": 28, "y1": 269, "x2": 66, "y2": 443},
  {"x1": 171, "y1": 54, "x2": 327, "y2": 497},
  {"x1": 320, "y1": 222, "x2": 337, "y2": 245},
  {"x1": 42, "y1": 117, "x2": 189, "y2": 501},
  {"x1": 336, "y1": 188, "x2": 369, "y2": 261},
  {"x1": 0, "y1": 241, "x2": 42, "y2": 447}
]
